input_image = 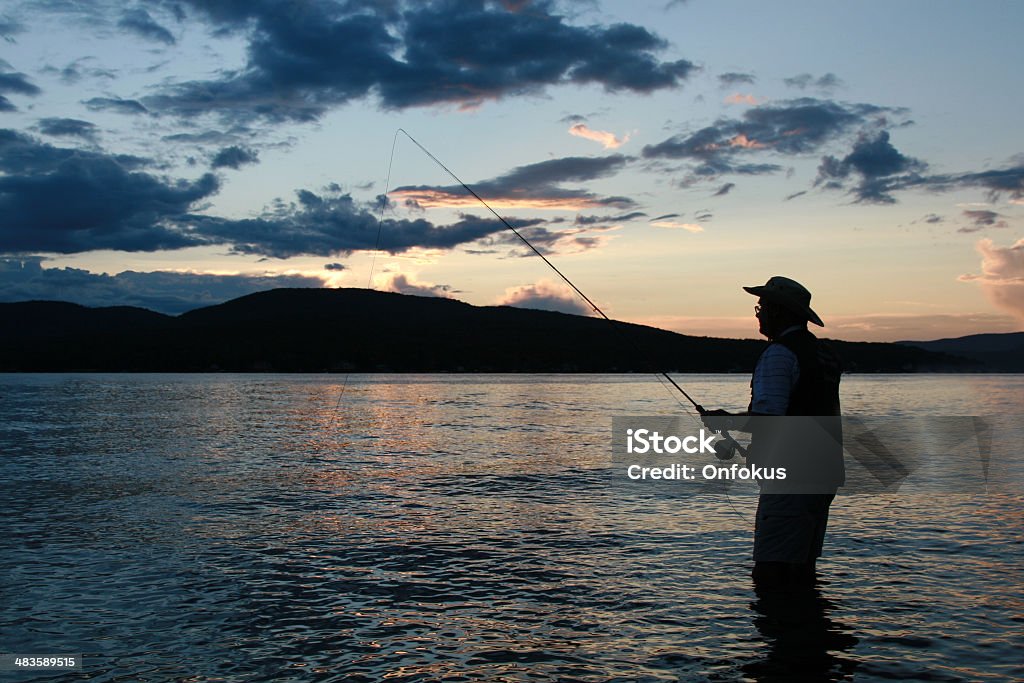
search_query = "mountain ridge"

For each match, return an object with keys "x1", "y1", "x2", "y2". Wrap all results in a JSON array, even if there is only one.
[{"x1": 0, "y1": 287, "x2": 998, "y2": 372}]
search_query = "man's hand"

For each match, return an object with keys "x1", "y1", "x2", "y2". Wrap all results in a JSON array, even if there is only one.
[{"x1": 700, "y1": 408, "x2": 747, "y2": 432}]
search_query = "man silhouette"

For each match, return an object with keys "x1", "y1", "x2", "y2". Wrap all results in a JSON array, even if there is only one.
[{"x1": 703, "y1": 276, "x2": 844, "y2": 588}]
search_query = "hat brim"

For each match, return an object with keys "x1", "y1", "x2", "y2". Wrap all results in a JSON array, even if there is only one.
[{"x1": 744, "y1": 285, "x2": 824, "y2": 326}]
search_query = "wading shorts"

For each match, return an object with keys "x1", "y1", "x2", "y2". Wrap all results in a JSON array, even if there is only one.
[{"x1": 753, "y1": 493, "x2": 836, "y2": 563}]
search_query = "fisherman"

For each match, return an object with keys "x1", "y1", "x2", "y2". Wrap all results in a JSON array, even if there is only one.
[{"x1": 702, "y1": 276, "x2": 844, "y2": 588}]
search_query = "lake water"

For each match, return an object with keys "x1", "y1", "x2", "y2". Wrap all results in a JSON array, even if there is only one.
[{"x1": 1, "y1": 374, "x2": 1022, "y2": 682}]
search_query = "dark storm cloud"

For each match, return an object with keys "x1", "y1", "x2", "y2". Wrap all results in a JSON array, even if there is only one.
[
  {"x1": 84, "y1": 96, "x2": 149, "y2": 115},
  {"x1": 392, "y1": 154, "x2": 636, "y2": 208},
  {"x1": 718, "y1": 72, "x2": 755, "y2": 87},
  {"x1": 815, "y1": 130, "x2": 927, "y2": 203},
  {"x1": 211, "y1": 145, "x2": 258, "y2": 169},
  {"x1": 0, "y1": 129, "x2": 217, "y2": 253},
  {"x1": 144, "y1": 0, "x2": 695, "y2": 122},
  {"x1": 0, "y1": 257, "x2": 324, "y2": 314},
  {"x1": 118, "y1": 8, "x2": 176, "y2": 45},
  {"x1": 37, "y1": 117, "x2": 99, "y2": 141}
]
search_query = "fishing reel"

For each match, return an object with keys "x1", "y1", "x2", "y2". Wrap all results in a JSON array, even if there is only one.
[{"x1": 714, "y1": 434, "x2": 740, "y2": 460}]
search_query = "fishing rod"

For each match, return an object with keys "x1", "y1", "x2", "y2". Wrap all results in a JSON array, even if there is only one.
[
  {"x1": 392, "y1": 130, "x2": 709, "y2": 408},
  {"x1": 386, "y1": 129, "x2": 749, "y2": 460}
]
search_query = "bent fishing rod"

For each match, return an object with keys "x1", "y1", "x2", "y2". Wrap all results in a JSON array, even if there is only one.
[{"x1": 390, "y1": 128, "x2": 714, "y2": 414}]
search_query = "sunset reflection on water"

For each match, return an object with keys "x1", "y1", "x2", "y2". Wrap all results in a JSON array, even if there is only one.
[{"x1": 1, "y1": 373, "x2": 1021, "y2": 681}]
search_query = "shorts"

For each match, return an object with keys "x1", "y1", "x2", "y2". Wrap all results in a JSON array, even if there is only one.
[{"x1": 753, "y1": 493, "x2": 836, "y2": 563}]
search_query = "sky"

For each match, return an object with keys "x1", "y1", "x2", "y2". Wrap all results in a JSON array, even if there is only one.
[{"x1": 1, "y1": 0, "x2": 1022, "y2": 342}]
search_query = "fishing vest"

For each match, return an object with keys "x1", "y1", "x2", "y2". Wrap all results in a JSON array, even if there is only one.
[
  {"x1": 750, "y1": 328, "x2": 845, "y2": 491},
  {"x1": 773, "y1": 328, "x2": 842, "y2": 417}
]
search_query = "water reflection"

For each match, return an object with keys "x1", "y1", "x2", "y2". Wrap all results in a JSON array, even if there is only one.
[
  {"x1": 1, "y1": 374, "x2": 1022, "y2": 681},
  {"x1": 744, "y1": 585, "x2": 858, "y2": 681}
]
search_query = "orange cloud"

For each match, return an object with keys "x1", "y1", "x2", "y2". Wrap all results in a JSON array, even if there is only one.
[
  {"x1": 960, "y1": 238, "x2": 1024, "y2": 323},
  {"x1": 723, "y1": 93, "x2": 764, "y2": 106},
  {"x1": 568, "y1": 123, "x2": 630, "y2": 149},
  {"x1": 728, "y1": 133, "x2": 765, "y2": 149}
]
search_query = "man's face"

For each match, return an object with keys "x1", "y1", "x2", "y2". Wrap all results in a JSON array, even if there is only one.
[{"x1": 754, "y1": 298, "x2": 774, "y2": 338}]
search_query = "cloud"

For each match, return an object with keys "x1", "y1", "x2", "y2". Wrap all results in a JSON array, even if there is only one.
[
  {"x1": 568, "y1": 123, "x2": 630, "y2": 149},
  {"x1": 713, "y1": 182, "x2": 735, "y2": 196},
  {"x1": 37, "y1": 117, "x2": 99, "y2": 141},
  {"x1": 0, "y1": 257, "x2": 324, "y2": 314},
  {"x1": 323, "y1": 262, "x2": 345, "y2": 271},
  {"x1": 191, "y1": 190, "x2": 545, "y2": 258},
  {"x1": 784, "y1": 73, "x2": 843, "y2": 91},
  {"x1": 824, "y1": 161, "x2": 1024, "y2": 205},
  {"x1": 380, "y1": 273, "x2": 454, "y2": 298},
  {"x1": 211, "y1": 145, "x2": 259, "y2": 169},
  {"x1": 0, "y1": 17, "x2": 26, "y2": 40},
  {"x1": 84, "y1": 96, "x2": 149, "y2": 115},
  {"x1": 723, "y1": 93, "x2": 763, "y2": 106},
  {"x1": 959, "y1": 238, "x2": 1024, "y2": 323},
  {"x1": 645, "y1": 98, "x2": 891, "y2": 161},
  {"x1": 574, "y1": 211, "x2": 646, "y2": 225},
  {"x1": 815, "y1": 130, "x2": 927, "y2": 203},
  {"x1": 43, "y1": 58, "x2": 117, "y2": 85},
  {"x1": 0, "y1": 68, "x2": 41, "y2": 109},
  {"x1": 0, "y1": 129, "x2": 218, "y2": 254},
  {"x1": 642, "y1": 97, "x2": 896, "y2": 187},
  {"x1": 956, "y1": 209, "x2": 1010, "y2": 233},
  {"x1": 145, "y1": 1, "x2": 695, "y2": 122},
  {"x1": 718, "y1": 72, "x2": 756, "y2": 87},
  {"x1": 651, "y1": 220, "x2": 703, "y2": 232},
  {"x1": 391, "y1": 154, "x2": 635, "y2": 210},
  {"x1": 118, "y1": 8, "x2": 175, "y2": 45},
  {"x1": 480, "y1": 222, "x2": 617, "y2": 257},
  {"x1": 496, "y1": 279, "x2": 592, "y2": 315},
  {"x1": 0, "y1": 69, "x2": 41, "y2": 97},
  {"x1": 0, "y1": 132, "x2": 556, "y2": 259}
]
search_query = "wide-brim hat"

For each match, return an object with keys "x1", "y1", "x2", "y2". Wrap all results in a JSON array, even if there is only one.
[{"x1": 743, "y1": 276, "x2": 824, "y2": 326}]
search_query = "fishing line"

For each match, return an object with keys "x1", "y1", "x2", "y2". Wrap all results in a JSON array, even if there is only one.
[
  {"x1": 327, "y1": 130, "x2": 402, "y2": 426},
  {"x1": 392, "y1": 128, "x2": 709, "y2": 419},
  {"x1": 340, "y1": 129, "x2": 752, "y2": 522},
  {"x1": 388, "y1": 129, "x2": 755, "y2": 522}
]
